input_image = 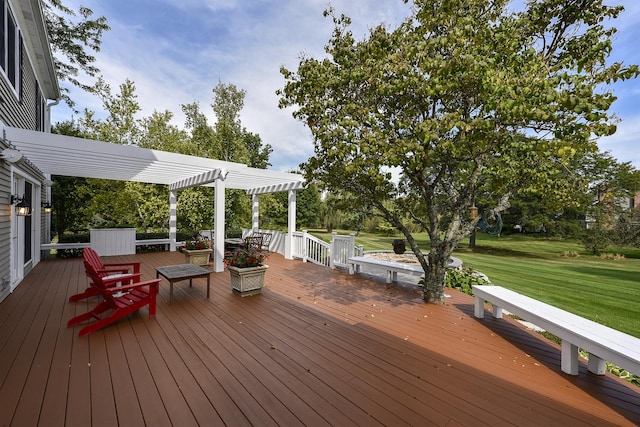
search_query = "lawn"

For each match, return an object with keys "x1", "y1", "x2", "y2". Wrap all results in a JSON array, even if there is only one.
[{"x1": 308, "y1": 229, "x2": 640, "y2": 338}]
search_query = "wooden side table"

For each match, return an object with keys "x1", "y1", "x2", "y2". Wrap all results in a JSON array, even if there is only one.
[{"x1": 155, "y1": 264, "x2": 211, "y2": 304}]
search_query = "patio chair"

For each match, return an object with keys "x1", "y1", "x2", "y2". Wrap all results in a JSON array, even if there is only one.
[
  {"x1": 258, "y1": 232, "x2": 272, "y2": 251},
  {"x1": 67, "y1": 261, "x2": 160, "y2": 337},
  {"x1": 244, "y1": 235, "x2": 263, "y2": 251},
  {"x1": 69, "y1": 248, "x2": 141, "y2": 302}
]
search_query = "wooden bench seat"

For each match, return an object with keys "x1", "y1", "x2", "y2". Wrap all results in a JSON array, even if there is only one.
[
  {"x1": 347, "y1": 255, "x2": 463, "y2": 284},
  {"x1": 472, "y1": 285, "x2": 640, "y2": 376}
]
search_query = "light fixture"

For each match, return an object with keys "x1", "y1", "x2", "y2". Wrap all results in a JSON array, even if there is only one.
[
  {"x1": 10, "y1": 194, "x2": 31, "y2": 216},
  {"x1": 0, "y1": 149, "x2": 23, "y2": 163},
  {"x1": 42, "y1": 201, "x2": 52, "y2": 214}
]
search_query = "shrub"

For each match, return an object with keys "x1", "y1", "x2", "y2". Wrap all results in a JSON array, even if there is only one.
[
  {"x1": 56, "y1": 233, "x2": 90, "y2": 258},
  {"x1": 599, "y1": 253, "x2": 625, "y2": 261},
  {"x1": 562, "y1": 251, "x2": 580, "y2": 258},
  {"x1": 418, "y1": 267, "x2": 492, "y2": 296}
]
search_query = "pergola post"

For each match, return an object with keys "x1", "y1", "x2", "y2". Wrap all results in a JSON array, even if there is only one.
[
  {"x1": 169, "y1": 189, "x2": 177, "y2": 251},
  {"x1": 213, "y1": 177, "x2": 226, "y2": 272},
  {"x1": 252, "y1": 194, "x2": 259, "y2": 233},
  {"x1": 285, "y1": 189, "x2": 297, "y2": 260}
]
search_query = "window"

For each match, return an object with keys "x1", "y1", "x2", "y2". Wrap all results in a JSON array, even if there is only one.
[{"x1": 1, "y1": 0, "x2": 21, "y2": 94}]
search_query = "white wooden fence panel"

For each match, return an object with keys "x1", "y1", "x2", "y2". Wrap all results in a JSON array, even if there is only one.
[{"x1": 90, "y1": 228, "x2": 136, "y2": 256}]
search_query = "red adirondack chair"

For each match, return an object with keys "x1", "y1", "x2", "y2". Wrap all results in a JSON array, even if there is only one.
[
  {"x1": 67, "y1": 262, "x2": 160, "y2": 337},
  {"x1": 69, "y1": 248, "x2": 142, "y2": 302}
]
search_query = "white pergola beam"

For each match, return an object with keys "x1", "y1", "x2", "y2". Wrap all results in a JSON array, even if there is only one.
[
  {"x1": 246, "y1": 181, "x2": 305, "y2": 195},
  {"x1": 169, "y1": 169, "x2": 228, "y2": 191},
  {"x1": 4, "y1": 126, "x2": 305, "y2": 193}
]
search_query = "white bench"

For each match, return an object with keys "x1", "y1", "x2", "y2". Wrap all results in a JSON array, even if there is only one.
[
  {"x1": 472, "y1": 285, "x2": 640, "y2": 377},
  {"x1": 347, "y1": 255, "x2": 463, "y2": 284}
]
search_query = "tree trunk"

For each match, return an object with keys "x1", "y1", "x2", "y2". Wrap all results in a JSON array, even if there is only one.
[{"x1": 422, "y1": 251, "x2": 449, "y2": 304}]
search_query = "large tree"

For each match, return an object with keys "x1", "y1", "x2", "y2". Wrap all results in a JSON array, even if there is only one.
[
  {"x1": 43, "y1": 0, "x2": 110, "y2": 108},
  {"x1": 279, "y1": 0, "x2": 638, "y2": 303}
]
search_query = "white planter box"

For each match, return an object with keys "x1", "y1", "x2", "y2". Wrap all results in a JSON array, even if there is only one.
[
  {"x1": 184, "y1": 249, "x2": 212, "y2": 266},
  {"x1": 228, "y1": 265, "x2": 268, "y2": 296}
]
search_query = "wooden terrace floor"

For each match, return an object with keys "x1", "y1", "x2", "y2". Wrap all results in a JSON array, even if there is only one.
[{"x1": 1, "y1": 251, "x2": 639, "y2": 426}]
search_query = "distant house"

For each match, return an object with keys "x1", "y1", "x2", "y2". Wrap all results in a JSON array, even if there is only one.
[
  {"x1": 585, "y1": 188, "x2": 640, "y2": 230},
  {"x1": 629, "y1": 191, "x2": 640, "y2": 210},
  {"x1": 1, "y1": 0, "x2": 59, "y2": 302}
]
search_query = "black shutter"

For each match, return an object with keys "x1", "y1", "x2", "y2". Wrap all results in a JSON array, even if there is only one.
[
  {"x1": 0, "y1": 0, "x2": 5, "y2": 72},
  {"x1": 18, "y1": 32, "x2": 23, "y2": 101}
]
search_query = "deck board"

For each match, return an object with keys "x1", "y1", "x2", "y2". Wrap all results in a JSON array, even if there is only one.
[{"x1": 0, "y1": 251, "x2": 638, "y2": 426}]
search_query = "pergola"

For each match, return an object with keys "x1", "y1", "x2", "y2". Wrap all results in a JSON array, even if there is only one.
[{"x1": 3, "y1": 126, "x2": 305, "y2": 272}]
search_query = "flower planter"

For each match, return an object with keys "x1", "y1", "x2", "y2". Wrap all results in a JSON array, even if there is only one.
[
  {"x1": 228, "y1": 265, "x2": 268, "y2": 296},
  {"x1": 392, "y1": 239, "x2": 406, "y2": 254},
  {"x1": 184, "y1": 249, "x2": 212, "y2": 266}
]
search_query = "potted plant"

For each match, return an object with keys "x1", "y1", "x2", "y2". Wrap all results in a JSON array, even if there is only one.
[
  {"x1": 183, "y1": 238, "x2": 212, "y2": 266},
  {"x1": 225, "y1": 248, "x2": 268, "y2": 296},
  {"x1": 392, "y1": 239, "x2": 406, "y2": 254}
]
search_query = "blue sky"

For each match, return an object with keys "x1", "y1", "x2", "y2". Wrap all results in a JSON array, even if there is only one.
[{"x1": 51, "y1": 0, "x2": 640, "y2": 172}]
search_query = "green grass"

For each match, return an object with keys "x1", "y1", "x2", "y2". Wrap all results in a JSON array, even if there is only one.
[{"x1": 308, "y1": 229, "x2": 640, "y2": 338}]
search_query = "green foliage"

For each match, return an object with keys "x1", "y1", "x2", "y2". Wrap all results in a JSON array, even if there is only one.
[
  {"x1": 55, "y1": 233, "x2": 89, "y2": 258},
  {"x1": 605, "y1": 362, "x2": 639, "y2": 386},
  {"x1": 442, "y1": 268, "x2": 491, "y2": 296},
  {"x1": 581, "y1": 223, "x2": 613, "y2": 255},
  {"x1": 279, "y1": 0, "x2": 638, "y2": 303},
  {"x1": 258, "y1": 193, "x2": 287, "y2": 229},
  {"x1": 51, "y1": 79, "x2": 275, "y2": 237},
  {"x1": 296, "y1": 183, "x2": 323, "y2": 228},
  {"x1": 43, "y1": 0, "x2": 110, "y2": 108},
  {"x1": 177, "y1": 187, "x2": 215, "y2": 238}
]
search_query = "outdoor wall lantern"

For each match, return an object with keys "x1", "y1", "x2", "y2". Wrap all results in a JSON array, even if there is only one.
[
  {"x1": 10, "y1": 194, "x2": 31, "y2": 216},
  {"x1": 42, "y1": 201, "x2": 53, "y2": 214}
]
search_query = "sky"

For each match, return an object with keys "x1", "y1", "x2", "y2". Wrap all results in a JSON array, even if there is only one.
[{"x1": 50, "y1": 0, "x2": 640, "y2": 172}]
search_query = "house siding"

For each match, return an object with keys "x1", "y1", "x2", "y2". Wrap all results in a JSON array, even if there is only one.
[
  {"x1": 0, "y1": 35, "x2": 38, "y2": 130},
  {"x1": 1, "y1": 0, "x2": 50, "y2": 302},
  {"x1": 0, "y1": 139, "x2": 12, "y2": 301}
]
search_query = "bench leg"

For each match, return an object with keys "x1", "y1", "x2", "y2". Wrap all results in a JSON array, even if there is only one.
[
  {"x1": 348, "y1": 264, "x2": 354, "y2": 275},
  {"x1": 561, "y1": 340, "x2": 579, "y2": 375},
  {"x1": 492, "y1": 306, "x2": 503, "y2": 319},
  {"x1": 387, "y1": 271, "x2": 397, "y2": 283},
  {"x1": 587, "y1": 354, "x2": 606, "y2": 375},
  {"x1": 474, "y1": 297, "x2": 485, "y2": 318}
]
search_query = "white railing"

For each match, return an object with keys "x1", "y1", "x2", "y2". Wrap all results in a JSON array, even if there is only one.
[
  {"x1": 42, "y1": 237, "x2": 176, "y2": 253},
  {"x1": 329, "y1": 232, "x2": 363, "y2": 269},
  {"x1": 291, "y1": 230, "x2": 330, "y2": 267},
  {"x1": 290, "y1": 230, "x2": 362, "y2": 269},
  {"x1": 43, "y1": 227, "x2": 359, "y2": 269}
]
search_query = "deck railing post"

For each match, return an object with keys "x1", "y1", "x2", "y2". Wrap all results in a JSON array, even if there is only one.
[
  {"x1": 302, "y1": 230, "x2": 308, "y2": 262},
  {"x1": 329, "y1": 232, "x2": 337, "y2": 269}
]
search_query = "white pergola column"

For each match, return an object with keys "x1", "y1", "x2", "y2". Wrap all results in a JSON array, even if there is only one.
[
  {"x1": 252, "y1": 194, "x2": 259, "y2": 233},
  {"x1": 285, "y1": 189, "x2": 297, "y2": 259},
  {"x1": 169, "y1": 189, "x2": 177, "y2": 251},
  {"x1": 213, "y1": 178, "x2": 226, "y2": 272}
]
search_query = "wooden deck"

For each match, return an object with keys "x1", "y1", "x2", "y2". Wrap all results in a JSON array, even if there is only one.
[{"x1": 1, "y1": 251, "x2": 638, "y2": 426}]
